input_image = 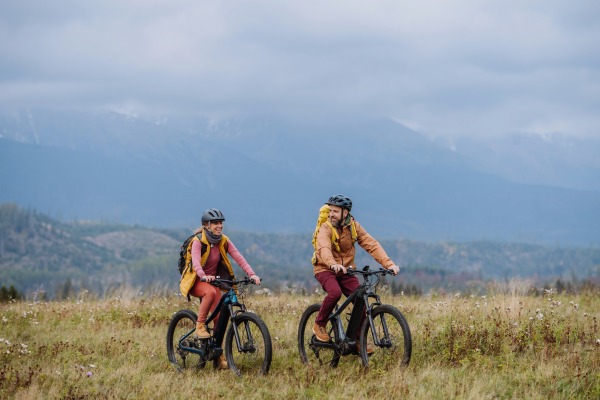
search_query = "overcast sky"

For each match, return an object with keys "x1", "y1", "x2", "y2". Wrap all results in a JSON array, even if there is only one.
[{"x1": 0, "y1": 0, "x2": 598, "y2": 137}]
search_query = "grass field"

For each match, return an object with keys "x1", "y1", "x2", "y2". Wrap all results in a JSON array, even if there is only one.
[{"x1": 1, "y1": 281, "x2": 599, "y2": 399}]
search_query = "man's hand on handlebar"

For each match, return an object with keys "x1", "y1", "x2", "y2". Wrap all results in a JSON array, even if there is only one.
[
  {"x1": 330, "y1": 264, "x2": 347, "y2": 274},
  {"x1": 389, "y1": 265, "x2": 400, "y2": 276},
  {"x1": 250, "y1": 275, "x2": 261, "y2": 285}
]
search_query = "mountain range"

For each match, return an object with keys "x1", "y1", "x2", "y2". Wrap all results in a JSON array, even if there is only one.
[{"x1": 1, "y1": 109, "x2": 599, "y2": 245}]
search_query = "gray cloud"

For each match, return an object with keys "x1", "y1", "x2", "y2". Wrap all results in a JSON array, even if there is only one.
[{"x1": 0, "y1": 0, "x2": 599, "y2": 137}]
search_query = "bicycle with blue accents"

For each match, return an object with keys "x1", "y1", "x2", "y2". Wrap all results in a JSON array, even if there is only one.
[{"x1": 166, "y1": 277, "x2": 272, "y2": 377}]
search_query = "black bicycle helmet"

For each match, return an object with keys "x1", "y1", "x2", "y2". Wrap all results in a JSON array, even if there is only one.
[
  {"x1": 325, "y1": 194, "x2": 352, "y2": 212},
  {"x1": 201, "y1": 208, "x2": 225, "y2": 224}
]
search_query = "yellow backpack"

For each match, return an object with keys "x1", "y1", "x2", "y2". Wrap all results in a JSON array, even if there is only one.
[{"x1": 311, "y1": 204, "x2": 357, "y2": 265}]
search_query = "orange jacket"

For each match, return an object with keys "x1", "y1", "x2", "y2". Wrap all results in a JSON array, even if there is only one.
[{"x1": 313, "y1": 218, "x2": 395, "y2": 276}]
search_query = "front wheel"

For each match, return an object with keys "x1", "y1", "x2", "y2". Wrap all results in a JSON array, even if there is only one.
[
  {"x1": 224, "y1": 312, "x2": 272, "y2": 377},
  {"x1": 359, "y1": 305, "x2": 411, "y2": 369}
]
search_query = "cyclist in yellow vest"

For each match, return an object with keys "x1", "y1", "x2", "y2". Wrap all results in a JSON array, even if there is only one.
[
  {"x1": 312, "y1": 195, "x2": 399, "y2": 354},
  {"x1": 186, "y1": 209, "x2": 260, "y2": 368}
]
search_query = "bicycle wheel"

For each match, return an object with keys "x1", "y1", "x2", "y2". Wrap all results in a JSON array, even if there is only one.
[
  {"x1": 166, "y1": 309, "x2": 206, "y2": 371},
  {"x1": 297, "y1": 303, "x2": 340, "y2": 368},
  {"x1": 224, "y1": 312, "x2": 272, "y2": 377},
  {"x1": 359, "y1": 305, "x2": 411, "y2": 369}
]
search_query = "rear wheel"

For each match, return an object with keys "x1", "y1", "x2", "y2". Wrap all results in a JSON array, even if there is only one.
[
  {"x1": 297, "y1": 303, "x2": 340, "y2": 368},
  {"x1": 166, "y1": 309, "x2": 206, "y2": 371},
  {"x1": 224, "y1": 312, "x2": 272, "y2": 377},
  {"x1": 359, "y1": 305, "x2": 411, "y2": 369}
]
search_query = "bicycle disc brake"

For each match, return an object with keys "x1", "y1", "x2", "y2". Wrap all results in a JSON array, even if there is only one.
[{"x1": 381, "y1": 334, "x2": 397, "y2": 355}]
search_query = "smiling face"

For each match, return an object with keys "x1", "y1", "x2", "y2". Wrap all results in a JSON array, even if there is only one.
[
  {"x1": 329, "y1": 205, "x2": 349, "y2": 225},
  {"x1": 204, "y1": 220, "x2": 224, "y2": 236}
]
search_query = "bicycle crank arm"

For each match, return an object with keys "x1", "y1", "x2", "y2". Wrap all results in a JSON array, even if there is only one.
[{"x1": 311, "y1": 340, "x2": 340, "y2": 352}]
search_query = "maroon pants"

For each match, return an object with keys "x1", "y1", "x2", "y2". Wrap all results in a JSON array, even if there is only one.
[{"x1": 315, "y1": 271, "x2": 366, "y2": 339}]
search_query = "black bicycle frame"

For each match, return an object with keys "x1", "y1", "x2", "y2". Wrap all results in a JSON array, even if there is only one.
[
  {"x1": 312, "y1": 272, "x2": 388, "y2": 352},
  {"x1": 178, "y1": 287, "x2": 249, "y2": 356}
]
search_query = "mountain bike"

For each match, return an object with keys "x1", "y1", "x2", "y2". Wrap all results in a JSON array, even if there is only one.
[
  {"x1": 167, "y1": 277, "x2": 272, "y2": 377},
  {"x1": 298, "y1": 266, "x2": 412, "y2": 369}
]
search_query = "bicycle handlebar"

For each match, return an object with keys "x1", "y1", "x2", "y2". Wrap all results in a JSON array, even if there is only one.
[
  {"x1": 200, "y1": 277, "x2": 262, "y2": 286},
  {"x1": 347, "y1": 267, "x2": 394, "y2": 277}
]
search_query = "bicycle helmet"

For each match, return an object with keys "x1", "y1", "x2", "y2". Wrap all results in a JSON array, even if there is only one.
[
  {"x1": 201, "y1": 208, "x2": 225, "y2": 224},
  {"x1": 325, "y1": 194, "x2": 352, "y2": 212}
]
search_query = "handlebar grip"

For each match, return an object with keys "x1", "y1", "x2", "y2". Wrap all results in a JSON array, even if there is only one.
[{"x1": 200, "y1": 278, "x2": 206, "y2": 282}]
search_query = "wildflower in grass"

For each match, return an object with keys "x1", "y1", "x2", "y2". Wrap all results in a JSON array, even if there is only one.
[
  {"x1": 537, "y1": 314, "x2": 543, "y2": 320},
  {"x1": 584, "y1": 313, "x2": 588, "y2": 317},
  {"x1": 87, "y1": 372, "x2": 92, "y2": 377},
  {"x1": 89, "y1": 364, "x2": 96, "y2": 368}
]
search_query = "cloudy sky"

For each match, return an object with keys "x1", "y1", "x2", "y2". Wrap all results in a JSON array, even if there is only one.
[{"x1": 0, "y1": 0, "x2": 598, "y2": 137}]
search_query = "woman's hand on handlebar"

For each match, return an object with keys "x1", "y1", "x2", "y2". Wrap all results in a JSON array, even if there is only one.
[
  {"x1": 250, "y1": 275, "x2": 261, "y2": 285},
  {"x1": 330, "y1": 264, "x2": 347, "y2": 274},
  {"x1": 203, "y1": 275, "x2": 216, "y2": 283}
]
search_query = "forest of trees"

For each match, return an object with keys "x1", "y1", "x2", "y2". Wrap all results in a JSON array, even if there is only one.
[{"x1": 1, "y1": 202, "x2": 600, "y2": 299}]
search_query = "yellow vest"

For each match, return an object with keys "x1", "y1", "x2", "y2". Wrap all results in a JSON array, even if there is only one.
[{"x1": 179, "y1": 230, "x2": 234, "y2": 296}]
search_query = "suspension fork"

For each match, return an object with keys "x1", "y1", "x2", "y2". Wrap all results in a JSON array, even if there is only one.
[
  {"x1": 366, "y1": 293, "x2": 385, "y2": 346},
  {"x1": 230, "y1": 304, "x2": 255, "y2": 353}
]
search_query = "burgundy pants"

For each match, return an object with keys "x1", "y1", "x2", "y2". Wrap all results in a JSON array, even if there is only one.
[{"x1": 315, "y1": 271, "x2": 366, "y2": 340}]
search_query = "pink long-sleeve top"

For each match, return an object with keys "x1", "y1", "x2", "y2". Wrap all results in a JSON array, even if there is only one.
[{"x1": 191, "y1": 240, "x2": 256, "y2": 279}]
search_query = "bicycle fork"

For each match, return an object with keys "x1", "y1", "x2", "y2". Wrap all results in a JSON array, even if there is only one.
[{"x1": 365, "y1": 294, "x2": 392, "y2": 348}]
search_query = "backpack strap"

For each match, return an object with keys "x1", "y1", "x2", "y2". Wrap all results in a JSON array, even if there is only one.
[
  {"x1": 350, "y1": 221, "x2": 358, "y2": 244},
  {"x1": 325, "y1": 221, "x2": 341, "y2": 252}
]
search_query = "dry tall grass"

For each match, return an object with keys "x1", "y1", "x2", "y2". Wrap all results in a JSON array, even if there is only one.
[{"x1": 1, "y1": 284, "x2": 599, "y2": 399}]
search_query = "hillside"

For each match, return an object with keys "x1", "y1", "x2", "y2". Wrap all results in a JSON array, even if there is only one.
[{"x1": 1, "y1": 203, "x2": 599, "y2": 297}]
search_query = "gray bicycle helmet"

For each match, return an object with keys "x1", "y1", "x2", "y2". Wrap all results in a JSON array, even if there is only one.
[
  {"x1": 325, "y1": 194, "x2": 352, "y2": 212},
  {"x1": 201, "y1": 208, "x2": 225, "y2": 224}
]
